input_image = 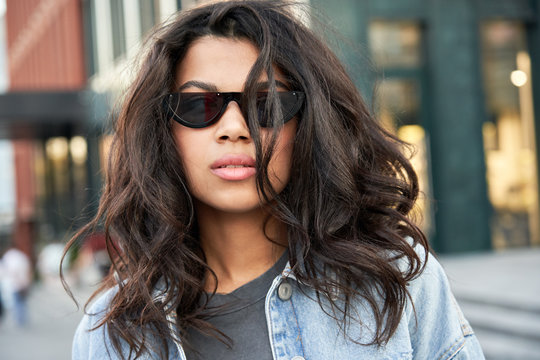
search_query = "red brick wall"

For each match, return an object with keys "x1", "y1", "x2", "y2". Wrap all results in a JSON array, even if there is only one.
[
  {"x1": 6, "y1": 0, "x2": 86, "y2": 90},
  {"x1": 5, "y1": 0, "x2": 86, "y2": 257}
]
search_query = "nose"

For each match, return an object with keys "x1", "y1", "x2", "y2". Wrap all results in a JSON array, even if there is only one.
[{"x1": 215, "y1": 100, "x2": 251, "y2": 142}]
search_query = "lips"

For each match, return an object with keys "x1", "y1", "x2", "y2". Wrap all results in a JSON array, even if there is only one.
[{"x1": 210, "y1": 154, "x2": 256, "y2": 180}]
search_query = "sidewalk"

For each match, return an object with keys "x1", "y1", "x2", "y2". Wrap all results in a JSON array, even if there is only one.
[
  {"x1": 439, "y1": 246, "x2": 540, "y2": 360},
  {"x1": 0, "y1": 279, "x2": 94, "y2": 360}
]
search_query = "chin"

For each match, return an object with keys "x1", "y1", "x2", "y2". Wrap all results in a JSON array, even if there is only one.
[
  {"x1": 194, "y1": 194, "x2": 264, "y2": 214},
  {"x1": 215, "y1": 198, "x2": 265, "y2": 214}
]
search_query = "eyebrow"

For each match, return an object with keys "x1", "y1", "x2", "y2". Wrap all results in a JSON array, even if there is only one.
[
  {"x1": 177, "y1": 81, "x2": 218, "y2": 92},
  {"x1": 177, "y1": 80, "x2": 290, "y2": 92}
]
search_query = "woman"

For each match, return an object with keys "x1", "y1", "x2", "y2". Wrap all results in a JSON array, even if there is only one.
[{"x1": 69, "y1": 1, "x2": 485, "y2": 359}]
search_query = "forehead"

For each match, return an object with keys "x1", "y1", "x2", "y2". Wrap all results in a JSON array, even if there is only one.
[{"x1": 174, "y1": 36, "x2": 285, "y2": 91}]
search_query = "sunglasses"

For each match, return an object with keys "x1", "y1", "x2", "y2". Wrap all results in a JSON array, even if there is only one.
[{"x1": 165, "y1": 91, "x2": 305, "y2": 128}]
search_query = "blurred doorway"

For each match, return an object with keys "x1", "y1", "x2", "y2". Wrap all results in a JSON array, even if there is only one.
[{"x1": 480, "y1": 21, "x2": 539, "y2": 248}]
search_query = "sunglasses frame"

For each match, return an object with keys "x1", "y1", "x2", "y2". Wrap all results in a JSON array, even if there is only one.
[{"x1": 165, "y1": 91, "x2": 305, "y2": 129}]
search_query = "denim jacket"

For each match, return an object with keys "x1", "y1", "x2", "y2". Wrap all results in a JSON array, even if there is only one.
[{"x1": 73, "y1": 246, "x2": 485, "y2": 359}]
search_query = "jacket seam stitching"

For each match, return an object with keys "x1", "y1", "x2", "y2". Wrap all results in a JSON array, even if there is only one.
[
  {"x1": 266, "y1": 279, "x2": 281, "y2": 360},
  {"x1": 290, "y1": 296, "x2": 306, "y2": 357},
  {"x1": 437, "y1": 335, "x2": 466, "y2": 360}
]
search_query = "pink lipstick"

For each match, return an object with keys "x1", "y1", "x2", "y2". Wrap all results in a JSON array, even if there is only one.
[{"x1": 210, "y1": 154, "x2": 256, "y2": 181}]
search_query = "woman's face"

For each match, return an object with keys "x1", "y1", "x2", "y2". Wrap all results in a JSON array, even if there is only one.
[{"x1": 172, "y1": 36, "x2": 297, "y2": 214}]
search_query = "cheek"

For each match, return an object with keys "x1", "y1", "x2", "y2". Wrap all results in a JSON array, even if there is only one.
[
  {"x1": 172, "y1": 128, "x2": 189, "y2": 164},
  {"x1": 268, "y1": 122, "x2": 297, "y2": 186},
  {"x1": 172, "y1": 125, "x2": 206, "y2": 181}
]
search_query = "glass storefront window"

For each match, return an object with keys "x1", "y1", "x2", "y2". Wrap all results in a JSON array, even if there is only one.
[
  {"x1": 70, "y1": 136, "x2": 88, "y2": 166},
  {"x1": 376, "y1": 78, "x2": 433, "y2": 237},
  {"x1": 369, "y1": 21, "x2": 433, "y2": 238},
  {"x1": 45, "y1": 137, "x2": 70, "y2": 195},
  {"x1": 369, "y1": 21, "x2": 422, "y2": 68},
  {"x1": 377, "y1": 79, "x2": 419, "y2": 131},
  {"x1": 32, "y1": 136, "x2": 91, "y2": 241},
  {"x1": 480, "y1": 21, "x2": 539, "y2": 248}
]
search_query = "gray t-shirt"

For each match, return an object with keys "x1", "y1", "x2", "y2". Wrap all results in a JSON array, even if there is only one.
[{"x1": 183, "y1": 252, "x2": 289, "y2": 360}]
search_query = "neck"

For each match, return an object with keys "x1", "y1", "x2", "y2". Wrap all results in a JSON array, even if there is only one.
[{"x1": 196, "y1": 202, "x2": 288, "y2": 294}]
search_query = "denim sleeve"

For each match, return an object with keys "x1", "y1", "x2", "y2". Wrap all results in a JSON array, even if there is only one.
[
  {"x1": 405, "y1": 246, "x2": 485, "y2": 360},
  {"x1": 72, "y1": 310, "x2": 91, "y2": 360},
  {"x1": 71, "y1": 287, "x2": 181, "y2": 360},
  {"x1": 72, "y1": 288, "x2": 119, "y2": 360}
]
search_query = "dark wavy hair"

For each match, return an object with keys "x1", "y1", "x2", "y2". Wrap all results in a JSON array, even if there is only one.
[{"x1": 63, "y1": 0, "x2": 428, "y2": 358}]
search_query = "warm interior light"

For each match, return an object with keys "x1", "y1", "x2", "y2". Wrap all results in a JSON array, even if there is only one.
[
  {"x1": 398, "y1": 124, "x2": 425, "y2": 144},
  {"x1": 510, "y1": 70, "x2": 527, "y2": 87},
  {"x1": 46, "y1": 137, "x2": 69, "y2": 162},
  {"x1": 70, "y1": 136, "x2": 88, "y2": 165}
]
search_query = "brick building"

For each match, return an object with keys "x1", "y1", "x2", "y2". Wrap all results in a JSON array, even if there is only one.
[{"x1": 1, "y1": 0, "x2": 88, "y2": 260}]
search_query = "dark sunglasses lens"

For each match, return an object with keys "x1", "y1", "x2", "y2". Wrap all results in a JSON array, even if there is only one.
[
  {"x1": 255, "y1": 92, "x2": 303, "y2": 127},
  {"x1": 169, "y1": 93, "x2": 223, "y2": 127},
  {"x1": 279, "y1": 91, "x2": 303, "y2": 121},
  {"x1": 167, "y1": 91, "x2": 304, "y2": 128}
]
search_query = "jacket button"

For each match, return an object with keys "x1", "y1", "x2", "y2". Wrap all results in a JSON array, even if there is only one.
[
  {"x1": 278, "y1": 281, "x2": 293, "y2": 301},
  {"x1": 291, "y1": 357, "x2": 305, "y2": 360}
]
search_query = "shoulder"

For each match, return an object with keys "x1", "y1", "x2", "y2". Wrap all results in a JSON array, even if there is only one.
[
  {"x1": 403, "y1": 244, "x2": 485, "y2": 359},
  {"x1": 72, "y1": 286, "x2": 122, "y2": 360},
  {"x1": 72, "y1": 285, "x2": 180, "y2": 360}
]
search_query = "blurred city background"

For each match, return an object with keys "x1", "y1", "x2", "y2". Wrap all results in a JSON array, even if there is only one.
[{"x1": 0, "y1": 0, "x2": 538, "y2": 359}]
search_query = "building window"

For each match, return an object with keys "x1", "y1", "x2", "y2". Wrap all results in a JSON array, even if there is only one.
[
  {"x1": 82, "y1": 0, "x2": 96, "y2": 76},
  {"x1": 139, "y1": 0, "x2": 160, "y2": 37},
  {"x1": 370, "y1": 21, "x2": 422, "y2": 68},
  {"x1": 480, "y1": 21, "x2": 539, "y2": 248},
  {"x1": 369, "y1": 20, "x2": 433, "y2": 238},
  {"x1": 110, "y1": 0, "x2": 126, "y2": 60}
]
